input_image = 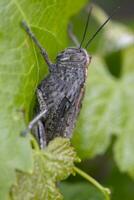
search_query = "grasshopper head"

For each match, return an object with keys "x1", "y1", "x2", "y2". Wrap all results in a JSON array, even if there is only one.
[{"x1": 56, "y1": 47, "x2": 91, "y2": 67}]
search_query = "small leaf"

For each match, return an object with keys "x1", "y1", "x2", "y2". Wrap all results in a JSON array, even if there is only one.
[
  {"x1": 44, "y1": 137, "x2": 80, "y2": 180},
  {"x1": 10, "y1": 138, "x2": 79, "y2": 200}
]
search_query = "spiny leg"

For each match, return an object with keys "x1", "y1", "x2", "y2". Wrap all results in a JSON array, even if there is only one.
[
  {"x1": 22, "y1": 20, "x2": 53, "y2": 72},
  {"x1": 34, "y1": 120, "x2": 47, "y2": 149}
]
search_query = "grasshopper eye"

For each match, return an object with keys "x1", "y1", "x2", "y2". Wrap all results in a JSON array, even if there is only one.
[{"x1": 70, "y1": 55, "x2": 80, "y2": 61}]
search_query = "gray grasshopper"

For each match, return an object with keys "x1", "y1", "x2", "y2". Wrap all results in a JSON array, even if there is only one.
[{"x1": 22, "y1": 7, "x2": 114, "y2": 149}]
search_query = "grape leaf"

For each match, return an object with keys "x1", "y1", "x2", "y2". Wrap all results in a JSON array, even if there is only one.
[
  {"x1": 10, "y1": 138, "x2": 79, "y2": 200},
  {"x1": 0, "y1": 0, "x2": 87, "y2": 199}
]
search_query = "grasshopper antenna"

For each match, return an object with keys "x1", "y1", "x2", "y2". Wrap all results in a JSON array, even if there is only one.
[
  {"x1": 79, "y1": 5, "x2": 93, "y2": 49},
  {"x1": 85, "y1": 6, "x2": 120, "y2": 49}
]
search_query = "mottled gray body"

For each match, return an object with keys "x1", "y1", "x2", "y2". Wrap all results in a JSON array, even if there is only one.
[
  {"x1": 22, "y1": 21, "x2": 91, "y2": 148},
  {"x1": 35, "y1": 48, "x2": 90, "y2": 146}
]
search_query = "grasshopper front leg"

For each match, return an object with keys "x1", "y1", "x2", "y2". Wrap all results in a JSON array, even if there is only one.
[{"x1": 22, "y1": 21, "x2": 54, "y2": 72}]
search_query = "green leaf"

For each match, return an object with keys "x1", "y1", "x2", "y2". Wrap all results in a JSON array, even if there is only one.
[
  {"x1": 10, "y1": 138, "x2": 79, "y2": 200},
  {"x1": 0, "y1": 0, "x2": 87, "y2": 199}
]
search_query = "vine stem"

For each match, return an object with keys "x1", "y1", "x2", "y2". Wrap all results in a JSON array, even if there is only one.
[{"x1": 74, "y1": 166, "x2": 111, "y2": 200}]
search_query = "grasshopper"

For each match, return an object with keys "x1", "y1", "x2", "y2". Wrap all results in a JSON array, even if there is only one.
[{"x1": 22, "y1": 6, "x2": 116, "y2": 148}]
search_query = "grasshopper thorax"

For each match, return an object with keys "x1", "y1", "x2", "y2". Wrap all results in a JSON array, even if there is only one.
[{"x1": 56, "y1": 47, "x2": 91, "y2": 67}]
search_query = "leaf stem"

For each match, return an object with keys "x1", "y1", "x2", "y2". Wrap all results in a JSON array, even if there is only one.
[{"x1": 74, "y1": 166, "x2": 111, "y2": 200}]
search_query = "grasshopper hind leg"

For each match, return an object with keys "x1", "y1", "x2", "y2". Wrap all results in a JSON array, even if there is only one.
[
  {"x1": 33, "y1": 120, "x2": 47, "y2": 149},
  {"x1": 21, "y1": 108, "x2": 48, "y2": 148}
]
